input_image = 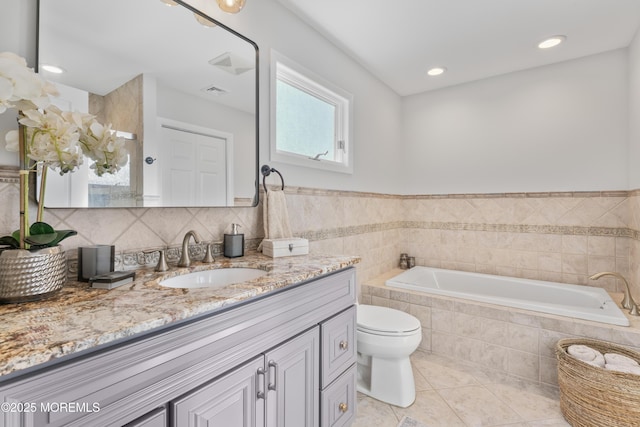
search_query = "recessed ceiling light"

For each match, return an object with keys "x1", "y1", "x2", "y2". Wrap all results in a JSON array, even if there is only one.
[
  {"x1": 538, "y1": 35, "x2": 566, "y2": 49},
  {"x1": 427, "y1": 67, "x2": 446, "y2": 77},
  {"x1": 41, "y1": 64, "x2": 64, "y2": 74}
]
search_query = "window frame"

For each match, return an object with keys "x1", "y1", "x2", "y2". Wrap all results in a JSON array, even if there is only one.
[{"x1": 270, "y1": 50, "x2": 354, "y2": 174}]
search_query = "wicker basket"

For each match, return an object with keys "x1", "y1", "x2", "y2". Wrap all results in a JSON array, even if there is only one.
[{"x1": 556, "y1": 338, "x2": 640, "y2": 427}]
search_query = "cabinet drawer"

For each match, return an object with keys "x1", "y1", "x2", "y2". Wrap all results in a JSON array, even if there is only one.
[
  {"x1": 321, "y1": 305, "x2": 356, "y2": 388},
  {"x1": 320, "y1": 364, "x2": 356, "y2": 427}
]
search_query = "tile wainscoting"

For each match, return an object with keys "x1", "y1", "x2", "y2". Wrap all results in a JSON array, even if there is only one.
[{"x1": 1, "y1": 170, "x2": 640, "y2": 296}]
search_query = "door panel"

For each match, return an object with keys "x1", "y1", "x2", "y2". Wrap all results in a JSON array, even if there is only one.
[
  {"x1": 171, "y1": 356, "x2": 265, "y2": 427},
  {"x1": 161, "y1": 126, "x2": 227, "y2": 206},
  {"x1": 266, "y1": 327, "x2": 319, "y2": 427}
]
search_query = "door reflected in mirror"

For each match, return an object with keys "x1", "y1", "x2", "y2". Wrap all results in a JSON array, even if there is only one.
[{"x1": 37, "y1": 0, "x2": 258, "y2": 207}]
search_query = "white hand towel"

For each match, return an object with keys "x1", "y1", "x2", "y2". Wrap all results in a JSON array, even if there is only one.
[
  {"x1": 258, "y1": 189, "x2": 292, "y2": 251},
  {"x1": 567, "y1": 345, "x2": 605, "y2": 367},
  {"x1": 604, "y1": 353, "x2": 639, "y2": 367},
  {"x1": 605, "y1": 363, "x2": 640, "y2": 375}
]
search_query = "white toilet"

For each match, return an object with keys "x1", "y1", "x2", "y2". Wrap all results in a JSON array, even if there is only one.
[{"x1": 356, "y1": 304, "x2": 422, "y2": 408}]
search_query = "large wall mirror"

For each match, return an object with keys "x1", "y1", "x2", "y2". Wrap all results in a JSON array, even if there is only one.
[{"x1": 37, "y1": 0, "x2": 258, "y2": 208}]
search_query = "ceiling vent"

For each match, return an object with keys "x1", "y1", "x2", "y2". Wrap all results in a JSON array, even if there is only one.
[
  {"x1": 209, "y1": 52, "x2": 254, "y2": 75},
  {"x1": 201, "y1": 85, "x2": 229, "y2": 96}
]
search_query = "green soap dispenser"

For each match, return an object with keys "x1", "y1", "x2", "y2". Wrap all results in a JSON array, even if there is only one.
[{"x1": 224, "y1": 223, "x2": 244, "y2": 258}]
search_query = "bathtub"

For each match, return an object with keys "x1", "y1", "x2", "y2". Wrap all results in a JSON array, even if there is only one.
[{"x1": 386, "y1": 267, "x2": 629, "y2": 326}]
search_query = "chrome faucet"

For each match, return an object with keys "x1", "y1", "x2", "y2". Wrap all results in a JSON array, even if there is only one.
[
  {"x1": 590, "y1": 271, "x2": 640, "y2": 316},
  {"x1": 178, "y1": 230, "x2": 202, "y2": 267}
]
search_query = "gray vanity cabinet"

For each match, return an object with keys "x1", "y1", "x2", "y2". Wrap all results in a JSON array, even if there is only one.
[
  {"x1": 0, "y1": 267, "x2": 356, "y2": 427},
  {"x1": 172, "y1": 327, "x2": 320, "y2": 427}
]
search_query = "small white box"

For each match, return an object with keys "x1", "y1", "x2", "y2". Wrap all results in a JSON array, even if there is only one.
[{"x1": 263, "y1": 238, "x2": 309, "y2": 258}]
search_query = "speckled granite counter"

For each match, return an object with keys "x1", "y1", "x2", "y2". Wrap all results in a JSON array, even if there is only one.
[{"x1": 0, "y1": 252, "x2": 360, "y2": 378}]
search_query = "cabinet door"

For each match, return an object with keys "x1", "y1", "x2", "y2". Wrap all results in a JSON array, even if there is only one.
[
  {"x1": 124, "y1": 407, "x2": 167, "y2": 427},
  {"x1": 266, "y1": 327, "x2": 320, "y2": 427},
  {"x1": 171, "y1": 356, "x2": 265, "y2": 427}
]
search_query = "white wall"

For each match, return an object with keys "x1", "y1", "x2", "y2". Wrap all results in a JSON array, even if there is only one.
[
  {"x1": 401, "y1": 49, "x2": 629, "y2": 194},
  {"x1": 0, "y1": 1, "x2": 634, "y2": 195},
  {"x1": 183, "y1": 0, "x2": 404, "y2": 194},
  {"x1": 0, "y1": 0, "x2": 37, "y2": 167},
  {"x1": 0, "y1": 0, "x2": 404, "y2": 195},
  {"x1": 629, "y1": 30, "x2": 640, "y2": 189}
]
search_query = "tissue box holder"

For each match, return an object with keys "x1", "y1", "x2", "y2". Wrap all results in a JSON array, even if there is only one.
[{"x1": 263, "y1": 238, "x2": 309, "y2": 258}]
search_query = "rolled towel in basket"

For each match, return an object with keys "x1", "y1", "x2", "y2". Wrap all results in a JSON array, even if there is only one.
[
  {"x1": 567, "y1": 344, "x2": 605, "y2": 367},
  {"x1": 604, "y1": 363, "x2": 640, "y2": 375},
  {"x1": 604, "y1": 353, "x2": 639, "y2": 367}
]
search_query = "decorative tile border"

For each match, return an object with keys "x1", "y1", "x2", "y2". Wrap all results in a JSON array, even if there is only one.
[
  {"x1": 403, "y1": 221, "x2": 633, "y2": 238},
  {"x1": 295, "y1": 221, "x2": 633, "y2": 242},
  {"x1": 0, "y1": 166, "x2": 18, "y2": 183},
  {"x1": 296, "y1": 222, "x2": 404, "y2": 241},
  {"x1": 66, "y1": 238, "x2": 263, "y2": 271}
]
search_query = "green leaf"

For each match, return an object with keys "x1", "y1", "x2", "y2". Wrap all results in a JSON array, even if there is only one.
[
  {"x1": 30, "y1": 222, "x2": 55, "y2": 236},
  {"x1": 0, "y1": 235, "x2": 19, "y2": 248},
  {"x1": 5, "y1": 223, "x2": 77, "y2": 250},
  {"x1": 49, "y1": 230, "x2": 77, "y2": 246},
  {"x1": 24, "y1": 233, "x2": 57, "y2": 246}
]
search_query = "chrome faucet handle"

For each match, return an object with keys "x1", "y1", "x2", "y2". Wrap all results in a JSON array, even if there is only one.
[
  {"x1": 202, "y1": 244, "x2": 215, "y2": 263},
  {"x1": 143, "y1": 249, "x2": 169, "y2": 272}
]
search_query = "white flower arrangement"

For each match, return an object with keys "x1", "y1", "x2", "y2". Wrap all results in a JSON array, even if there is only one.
[{"x1": 0, "y1": 51, "x2": 128, "y2": 250}]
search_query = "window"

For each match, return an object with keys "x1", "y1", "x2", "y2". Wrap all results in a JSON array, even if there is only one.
[{"x1": 270, "y1": 50, "x2": 353, "y2": 173}]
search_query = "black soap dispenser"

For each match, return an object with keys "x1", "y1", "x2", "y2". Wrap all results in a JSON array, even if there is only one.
[{"x1": 224, "y1": 223, "x2": 244, "y2": 258}]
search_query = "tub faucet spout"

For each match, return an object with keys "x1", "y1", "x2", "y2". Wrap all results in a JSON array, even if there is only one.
[
  {"x1": 178, "y1": 230, "x2": 202, "y2": 267},
  {"x1": 589, "y1": 272, "x2": 640, "y2": 316}
]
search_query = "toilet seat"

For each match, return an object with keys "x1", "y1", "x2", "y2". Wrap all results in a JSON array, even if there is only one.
[{"x1": 357, "y1": 305, "x2": 421, "y2": 336}]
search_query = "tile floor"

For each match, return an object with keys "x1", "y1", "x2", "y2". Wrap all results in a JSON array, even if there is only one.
[{"x1": 353, "y1": 351, "x2": 571, "y2": 427}]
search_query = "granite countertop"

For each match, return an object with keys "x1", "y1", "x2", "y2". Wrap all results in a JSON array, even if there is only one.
[{"x1": 0, "y1": 252, "x2": 360, "y2": 378}]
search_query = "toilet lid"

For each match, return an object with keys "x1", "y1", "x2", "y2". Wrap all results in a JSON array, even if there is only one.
[{"x1": 357, "y1": 305, "x2": 421, "y2": 335}]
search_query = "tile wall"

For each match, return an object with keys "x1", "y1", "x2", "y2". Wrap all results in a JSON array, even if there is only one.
[
  {"x1": 1, "y1": 170, "x2": 639, "y2": 298},
  {"x1": 401, "y1": 191, "x2": 633, "y2": 295}
]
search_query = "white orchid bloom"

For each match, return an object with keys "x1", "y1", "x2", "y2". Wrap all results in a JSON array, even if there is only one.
[
  {"x1": 0, "y1": 52, "x2": 55, "y2": 113},
  {"x1": 20, "y1": 106, "x2": 84, "y2": 174},
  {"x1": 4, "y1": 129, "x2": 19, "y2": 152},
  {"x1": 1, "y1": 52, "x2": 127, "y2": 177}
]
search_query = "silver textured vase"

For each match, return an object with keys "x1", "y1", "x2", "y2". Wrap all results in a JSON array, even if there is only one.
[{"x1": 0, "y1": 246, "x2": 67, "y2": 303}]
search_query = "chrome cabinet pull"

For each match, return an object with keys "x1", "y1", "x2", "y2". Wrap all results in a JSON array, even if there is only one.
[
  {"x1": 267, "y1": 360, "x2": 278, "y2": 391},
  {"x1": 339, "y1": 340, "x2": 348, "y2": 350},
  {"x1": 256, "y1": 367, "x2": 266, "y2": 399}
]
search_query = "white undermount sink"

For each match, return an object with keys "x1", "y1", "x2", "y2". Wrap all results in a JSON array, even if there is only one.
[{"x1": 159, "y1": 268, "x2": 268, "y2": 289}]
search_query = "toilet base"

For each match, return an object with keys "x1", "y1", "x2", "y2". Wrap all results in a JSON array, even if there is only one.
[{"x1": 356, "y1": 354, "x2": 416, "y2": 408}]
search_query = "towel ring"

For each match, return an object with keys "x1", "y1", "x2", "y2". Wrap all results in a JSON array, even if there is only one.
[{"x1": 261, "y1": 165, "x2": 284, "y2": 193}]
